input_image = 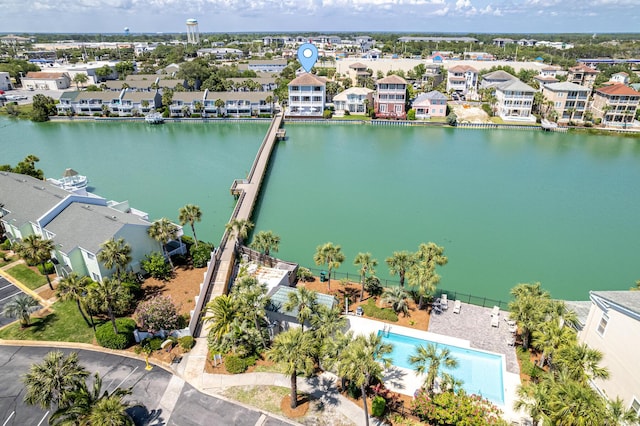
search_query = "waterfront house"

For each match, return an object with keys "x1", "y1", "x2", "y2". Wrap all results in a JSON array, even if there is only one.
[
  {"x1": 446, "y1": 65, "x2": 478, "y2": 97},
  {"x1": 204, "y1": 91, "x2": 275, "y2": 117},
  {"x1": 567, "y1": 64, "x2": 599, "y2": 89},
  {"x1": 169, "y1": 91, "x2": 205, "y2": 117},
  {"x1": 374, "y1": 75, "x2": 407, "y2": 119},
  {"x1": 121, "y1": 91, "x2": 162, "y2": 116},
  {"x1": 73, "y1": 91, "x2": 123, "y2": 115},
  {"x1": 21, "y1": 72, "x2": 71, "y2": 90},
  {"x1": 411, "y1": 91, "x2": 447, "y2": 119},
  {"x1": 542, "y1": 82, "x2": 591, "y2": 123},
  {"x1": 56, "y1": 91, "x2": 79, "y2": 115},
  {"x1": 287, "y1": 73, "x2": 326, "y2": 118},
  {"x1": 579, "y1": 291, "x2": 640, "y2": 415},
  {"x1": 480, "y1": 70, "x2": 516, "y2": 89},
  {"x1": 533, "y1": 74, "x2": 559, "y2": 90},
  {"x1": 332, "y1": 87, "x2": 373, "y2": 115},
  {"x1": 590, "y1": 84, "x2": 640, "y2": 127},
  {"x1": 609, "y1": 72, "x2": 630, "y2": 85},
  {"x1": 348, "y1": 62, "x2": 371, "y2": 85},
  {"x1": 0, "y1": 171, "x2": 185, "y2": 281},
  {"x1": 494, "y1": 79, "x2": 536, "y2": 123}
]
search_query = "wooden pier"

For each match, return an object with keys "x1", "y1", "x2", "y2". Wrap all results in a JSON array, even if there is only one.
[{"x1": 189, "y1": 113, "x2": 284, "y2": 337}]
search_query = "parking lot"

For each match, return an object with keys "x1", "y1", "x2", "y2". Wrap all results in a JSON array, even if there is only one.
[
  {"x1": 0, "y1": 276, "x2": 34, "y2": 328},
  {"x1": 0, "y1": 88, "x2": 66, "y2": 105}
]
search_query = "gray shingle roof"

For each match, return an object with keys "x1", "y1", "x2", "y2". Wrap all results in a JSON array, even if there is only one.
[
  {"x1": 496, "y1": 79, "x2": 536, "y2": 92},
  {"x1": 204, "y1": 91, "x2": 274, "y2": 102},
  {"x1": 544, "y1": 82, "x2": 590, "y2": 92},
  {"x1": 0, "y1": 172, "x2": 71, "y2": 228},
  {"x1": 591, "y1": 291, "x2": 640, "y2": 318},
  {"x1": 482, "y1": 70, "x2": 516, "y2": 81},
  {"x1": 45, "y1": 203, "x2": 150, "y2": 255}
]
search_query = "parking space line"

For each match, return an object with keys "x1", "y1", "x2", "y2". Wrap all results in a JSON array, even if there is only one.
[
  {"x1": 2, "y1": 411, "x2": 15, "y2": 426},
  {"x1": 0, "y1": 283, "x2": 14, "y2": 291},
  {"x1": 0, "y1": 291, "x2": 22, "y2": 303},
  {"x1": 36, "y1": 411, "x2": 49, "y2": 426},
  {"x1": 111, "y1": 366, "x2": 138, "y2": 392}
]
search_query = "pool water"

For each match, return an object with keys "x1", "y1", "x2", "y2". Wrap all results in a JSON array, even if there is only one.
[{"x1": 379, "y1": 331, "x2": 504, "y2": 405}]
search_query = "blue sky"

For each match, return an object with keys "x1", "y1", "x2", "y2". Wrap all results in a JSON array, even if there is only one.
[{"x1": 4, "y1": 0, "x2": 639, "y2": 34}]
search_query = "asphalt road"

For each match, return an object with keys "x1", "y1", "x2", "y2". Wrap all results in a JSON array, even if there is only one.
[
  {"x1": 0, "y1": 277, "x2": 33, "y2": 328},
  {"x1": 0, "y1": 345, "x2": 293, "y2": 426}
]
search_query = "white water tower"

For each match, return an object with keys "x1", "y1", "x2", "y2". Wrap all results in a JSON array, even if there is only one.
[{"x1": 186, "y1": 18, "x2": 200, "y2": 44}]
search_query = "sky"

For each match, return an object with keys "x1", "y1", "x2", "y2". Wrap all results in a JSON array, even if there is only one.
[{"x1": 3, "y1": 0, "x2": 639, "y2": 34}]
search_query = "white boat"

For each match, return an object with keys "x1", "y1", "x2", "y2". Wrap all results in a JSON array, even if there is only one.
[
  {"x1": 145, "y1": 112, "x2": 164, "y2": 124},
  {"x1": 47, "y1": 168, "x2": 88, "y2": 194}
]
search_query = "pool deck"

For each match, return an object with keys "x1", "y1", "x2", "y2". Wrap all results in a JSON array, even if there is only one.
[{"x1": 345, "y1": 302, "x2": 524, "y2": 423}]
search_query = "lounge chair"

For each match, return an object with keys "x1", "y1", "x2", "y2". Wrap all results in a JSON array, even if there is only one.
[
  {"x1": 453, "y1": 300, "x2": 461, "y2": 314},
  {"x1": 491, "y1": 306, "x2": 500, "y2": 317},
  {"x1": 441, "y1": 294, "x2": 448, "y2": 310},
  {"x1": 491, "y1": 314, "x2": 500, "y2": 328}
]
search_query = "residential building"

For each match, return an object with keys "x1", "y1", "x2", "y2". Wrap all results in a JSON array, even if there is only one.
[
  {"x1": 21, "y1": 72, "x2": 71, "y2": 90},
  {"x1": 348, "y1": 62, "x2": 371, "y2": 85},
  {"x1": 542, "y1": 82, "x2": 591, "y2": 123},
  {"x1": 332, "y1": 87, "x2": 373, "y2": 114},
  {"x1": 567, "y1": 64, "x2": 599, "y2": 89},
  {"x1": 204, "y1": 91, "x2": 275, "y2": 117},
  {"x1": 247, "y1": 59, "x2": 288, "y2": 74},
  {"x1": 464, "y1": 52, "x2": 495, "y2": 61},
  {"x1": 533, "y1": 74, "x2": 559, "y2": 90},
  {"x1": 579, "y1": 291, "x2": 640, "y2": 414},
  {"x1": 493, "y1": 38, "x2": 515, "y2": 47},
  {"x1": 287, "y1": 73, "x2": 326, "y2": 117},
  {"x1": 398, "y1": 36, "x2": 478, "y2": 43},
  {"x1": 446, "y1": 65, "x2": 478, "y2": 97},
  {"x1": 104, "y1": 79, "x2": 155, "y2": 92},
  {"x1": 411, "y1": 91, "x2": 447, "y2": 119},
  {"x1": 591, "y1": 84, "x2": 640, "y2": 127},
  {"x1": 517, "y1": 39, "x2": 538, "y2": 46},
  {"x1": 72, "y1": 91, "x2": 123, "y2": 115},
  {"x1": 540, "y1": 66, "x2": 560, "y2": 78},
  {"x1": 168, "y1": 92, "x2": 205, "y2": 117},
  {"x1": 609, "y1": 72, "x2": 630, "y2": 85},
  {"x1": 374, "y1": 75, "x2": 407, "y2": 119},
  {"x1": 56, "y1": 91, "x2": 79, "y2": 115},
  {"x1": 494, "y1": 79, "x2": 536, "y2": 122},
  {"x1": 0, "y1": 171, "x2": 185, "y2": 282},
  {"x1": 0, "y1": 72, "x2": 13, "y2": 91},
  {"x1": 196, "y1": 48, "x2": 243, "y2": 59},
  {"x1": 121, "y1": 91, "x2": 162, "y2": 115},
  {"x1": 480, "y1": 70, "x2": 516, "y2": 89}
]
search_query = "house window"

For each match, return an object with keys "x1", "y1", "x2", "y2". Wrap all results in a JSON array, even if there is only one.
[
  {"x1": 87, "y1": 252, "x2": 95, "y2": 260},
  {"x1": 596, "y1": 313, "x2": 608, "y2": 336},
  {"x1": 91, "y1": 273, "x2": 100, "y2": 281},
  {"x1": 631, "y1": 398, "x2": 640, "y2": 416}
]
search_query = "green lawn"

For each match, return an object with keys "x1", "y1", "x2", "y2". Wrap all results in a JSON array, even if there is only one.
[
  {"x1": 6, "y1": 264, "x2": 47, "y2": 290},
  {"x1": 0, "y1": 300, "x2": 98, "y2": 343},
  {"x1": 0, "y1": 254, "x2": 16, "y2": 268},
  {"x1": 331, "y1": 115, "x2": 371, "y2": 121}
]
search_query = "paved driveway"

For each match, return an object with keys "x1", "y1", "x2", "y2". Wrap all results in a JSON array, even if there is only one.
[
  {"x1": 0, "y1": 345, "x2": 293, "y2": 426},
  {"x1": 0, "y1": 277, "x2": 33, "y2": 328}
]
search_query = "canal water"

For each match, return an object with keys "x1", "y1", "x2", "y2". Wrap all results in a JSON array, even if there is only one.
[{"x1": 2, "y1": 117, "x2": 639, "y2": 301}]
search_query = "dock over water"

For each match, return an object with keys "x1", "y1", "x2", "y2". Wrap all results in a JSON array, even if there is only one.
[{"x1": 189, "y1": 113, "x2": 284, "y2": 337}]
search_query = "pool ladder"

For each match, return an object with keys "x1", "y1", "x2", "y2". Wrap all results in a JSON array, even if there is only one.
[{"x1": 382, "y1": 325, "x2": 391, "y2": 337}]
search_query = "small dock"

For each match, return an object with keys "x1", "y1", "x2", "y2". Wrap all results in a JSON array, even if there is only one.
[{"x1": 276, "y1": 128, "x2": 286, "y2": 140}]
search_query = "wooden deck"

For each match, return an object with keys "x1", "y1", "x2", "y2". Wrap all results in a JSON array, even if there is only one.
[{"x1": 189, "y1": 113, "x2": 284, "y2": 337}]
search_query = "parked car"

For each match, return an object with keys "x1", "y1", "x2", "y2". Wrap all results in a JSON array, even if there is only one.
[{"x1": 5, "y1": 95, "x2": 27, "y2": 101}]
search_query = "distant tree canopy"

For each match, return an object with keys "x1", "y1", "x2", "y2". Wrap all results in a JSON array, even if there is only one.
[
  {"x1": 0, "y1": 155, "x2": 45, "y2": 180},
  {"x1": 0, "y1": 59, "x2": 40, "y2": 83},
  {"x1": 30, "y1": 94, "x2": 57, "y2": 122}
]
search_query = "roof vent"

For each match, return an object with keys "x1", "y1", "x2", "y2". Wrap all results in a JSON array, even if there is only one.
[
  {"x1": 106, "y1": 215, "x2": 118, "y2": 221},
  {"x1": 33, "y1": 185, "x2": 45, "y2": 190}
]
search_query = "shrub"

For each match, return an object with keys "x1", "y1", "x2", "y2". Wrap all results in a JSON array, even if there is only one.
[
  {"x1": 323, "y1": 109, "x2": 333, "y2": 119},
  {"x1": 141, "y1": 252, "x2": 172, "y2": 280},
  {"x1": 481, "y1": 103, "x2": 493, "y2": 116},
  {"x1": 371, "y1": 395, "x2": 386, "y2": 417},
  {"x1": 0, "y1": 239, "x2": 11, "y2": 250},
  {"x1": 361, "y1": 299, "x2": 398, "y2": 322},
  {"x1": 179, "y1": 335, "x2": 195, "y2": 351},
  {"x1": 36, "y1": 261, "x2": 55, "y2": 275},
  {"x1": 134, "y1": 295, "x2": 180, "y2": 334},
  {"x1": 296, "y1": 266, "x2": 313, "y2": 282},
  {"x1": 95, "y1": 318, "x2": 136, "y2": 349},
  {"x1": 180, "y1": 235, "x2": 195, "y2": 249},
  {"x1": 142, "y1": 336, "x2": 164, "y2": 351},
  {"x1": 412, "y1": 389, "x2": 504, "y2": 426},
  {"x1": 190, "y1": 242, "x2": 214, "y2": 268},
  {"x1": 225, "y1": 354, "x2": 248, "y2": 374},
  {"x1": 191, "y1": 113, "x2": 201, "y2": 118},
  {"x1": 406, "y1": 109, "x2": 416, "y2": 121},
  {"x1": 364, "y1": 276, "x2": 383, "y2": 297},
  {"x1": 446, "y1": 112, "x2": 458, "y2": 126}
]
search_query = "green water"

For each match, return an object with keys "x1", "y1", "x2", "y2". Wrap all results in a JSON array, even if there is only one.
[
  {"x1": 2, "y1": 117, "x2": 639, "y2": 301},
  {"x1": 0, "y1": 118, "x2": 268, "y2": 244},
  {"x1": 253, "y1": 124, "x2": 640, "y2": 301}
]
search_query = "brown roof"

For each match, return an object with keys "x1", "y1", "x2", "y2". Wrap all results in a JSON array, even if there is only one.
[
  {"x1": 596, "y1": 83, "x2": 640, "y2": 96},
  {"x1": 534, "y1": 75, "x2": 559, "y2": 82},
  {"x1": 349, "y1": 62, "x2": 367, "y2": 69},
  {"x1": 448, "y1": 65, "x2": 478, "y2": 73},
  {"x1": 24, "y1": 72, "x2": 68, "y2": 80},
  {"x1": 288, "y1": 73, "x2": 326, "y2": 86},
  {"x1": 377, "y1": 75, "x2": 408, "y2": 84},
  {"x1": 569, "y1": 64, "x2": 599, "y2": 74}
]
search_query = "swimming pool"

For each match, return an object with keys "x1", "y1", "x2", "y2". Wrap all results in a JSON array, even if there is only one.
[{"x1": 379, "y1": 331, "x2": 505, "y2": 405}]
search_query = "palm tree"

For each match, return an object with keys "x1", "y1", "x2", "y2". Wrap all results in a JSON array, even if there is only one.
[
  {"x1": 283, "y1": 286, "x2": 318, "y2": 332},
  {"x1": 250, "y1": 230, "x2": 280, "y2": 264},
  {"x1": 513, "y1": 380, "x2": 551, "y2": 426},
  {"x1": 204, "y1": 294, "x2": 237, "y2": 347},
  {"x1": 98, "y1": 237, "x2": 132, "y2": 277},
  {"x1": 509, "y1": 282, "x2": 551, "y2": 350},
  {"x1": 87, "y1": 277, "x2": 129, "y2": 334},
  {"x1": 56, "y1": 273, "x2": 92, "y2": 327},
  {"x1": 407, "y1": 242, "x2": 447, "y2": 308},
  {"x1": 72, "y1": 73, "x2": 88, "y2": 90},
  {"x1": 215, "y1": 98, "x2": 225, "y2": 116},
  {"x1": 266, "y1": 328, "x2": 316, "y2": 409},
  {"x1": 381, "y1": 287, "x2": 409, "y2": 317},
  {"x1": 148, "y1": 218, "x2": 179, "y2": 269},
  {"x1": 385, "y1": 250, "x2": 415, "y2": 287},
  {"x1": 555, "y1": 343, "x2": 610, "y2": 383},
  {"x1": 310, "y1": 304, "x2": 347, "y2": 341},
  {"x1": 50, "y1": 372, "x2": 134, "y2": 426},
  {"x1": 179, "y1": 204, "x2": 202, "y2": 247},
  {"x1": 337, "y1": 333, "x2": 392, "y2": 426},
  {"x1": 409, "y1": 343, "x2": 458, "y2": 395},
  {"x1": 604, "y1": 396, "x2": 640, "y2": 426},
  {"x1": 265, "y1": 95, "x2": 274, "y2": 115},
  {"x1": 313, "y1": 242, "x2": 345, "y2": 291},
  {"x1": 2, "y1": 294, "x2": 39, "y2": 327},
  {"x1": 531, "y1": 318, "x2": 576, "y2": 369},
  {"x1": 354, "y1": 252, "x2": 378, "y2": 302},
  {"x1": 23, "y1": 351, "x2": 89, "y2": 410},
  {"x1": 14, "y1": 234, "x2": 56, "y2": 290},
  {"x1": 547, "y1": 379, "x2": 607, "y2": 425},
  {"x1": 232, "y1": 276, "x2": 270, "y2": 349},
  {"x1": 225, "y1": 218, "x2": 254, "y2": 243}
]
